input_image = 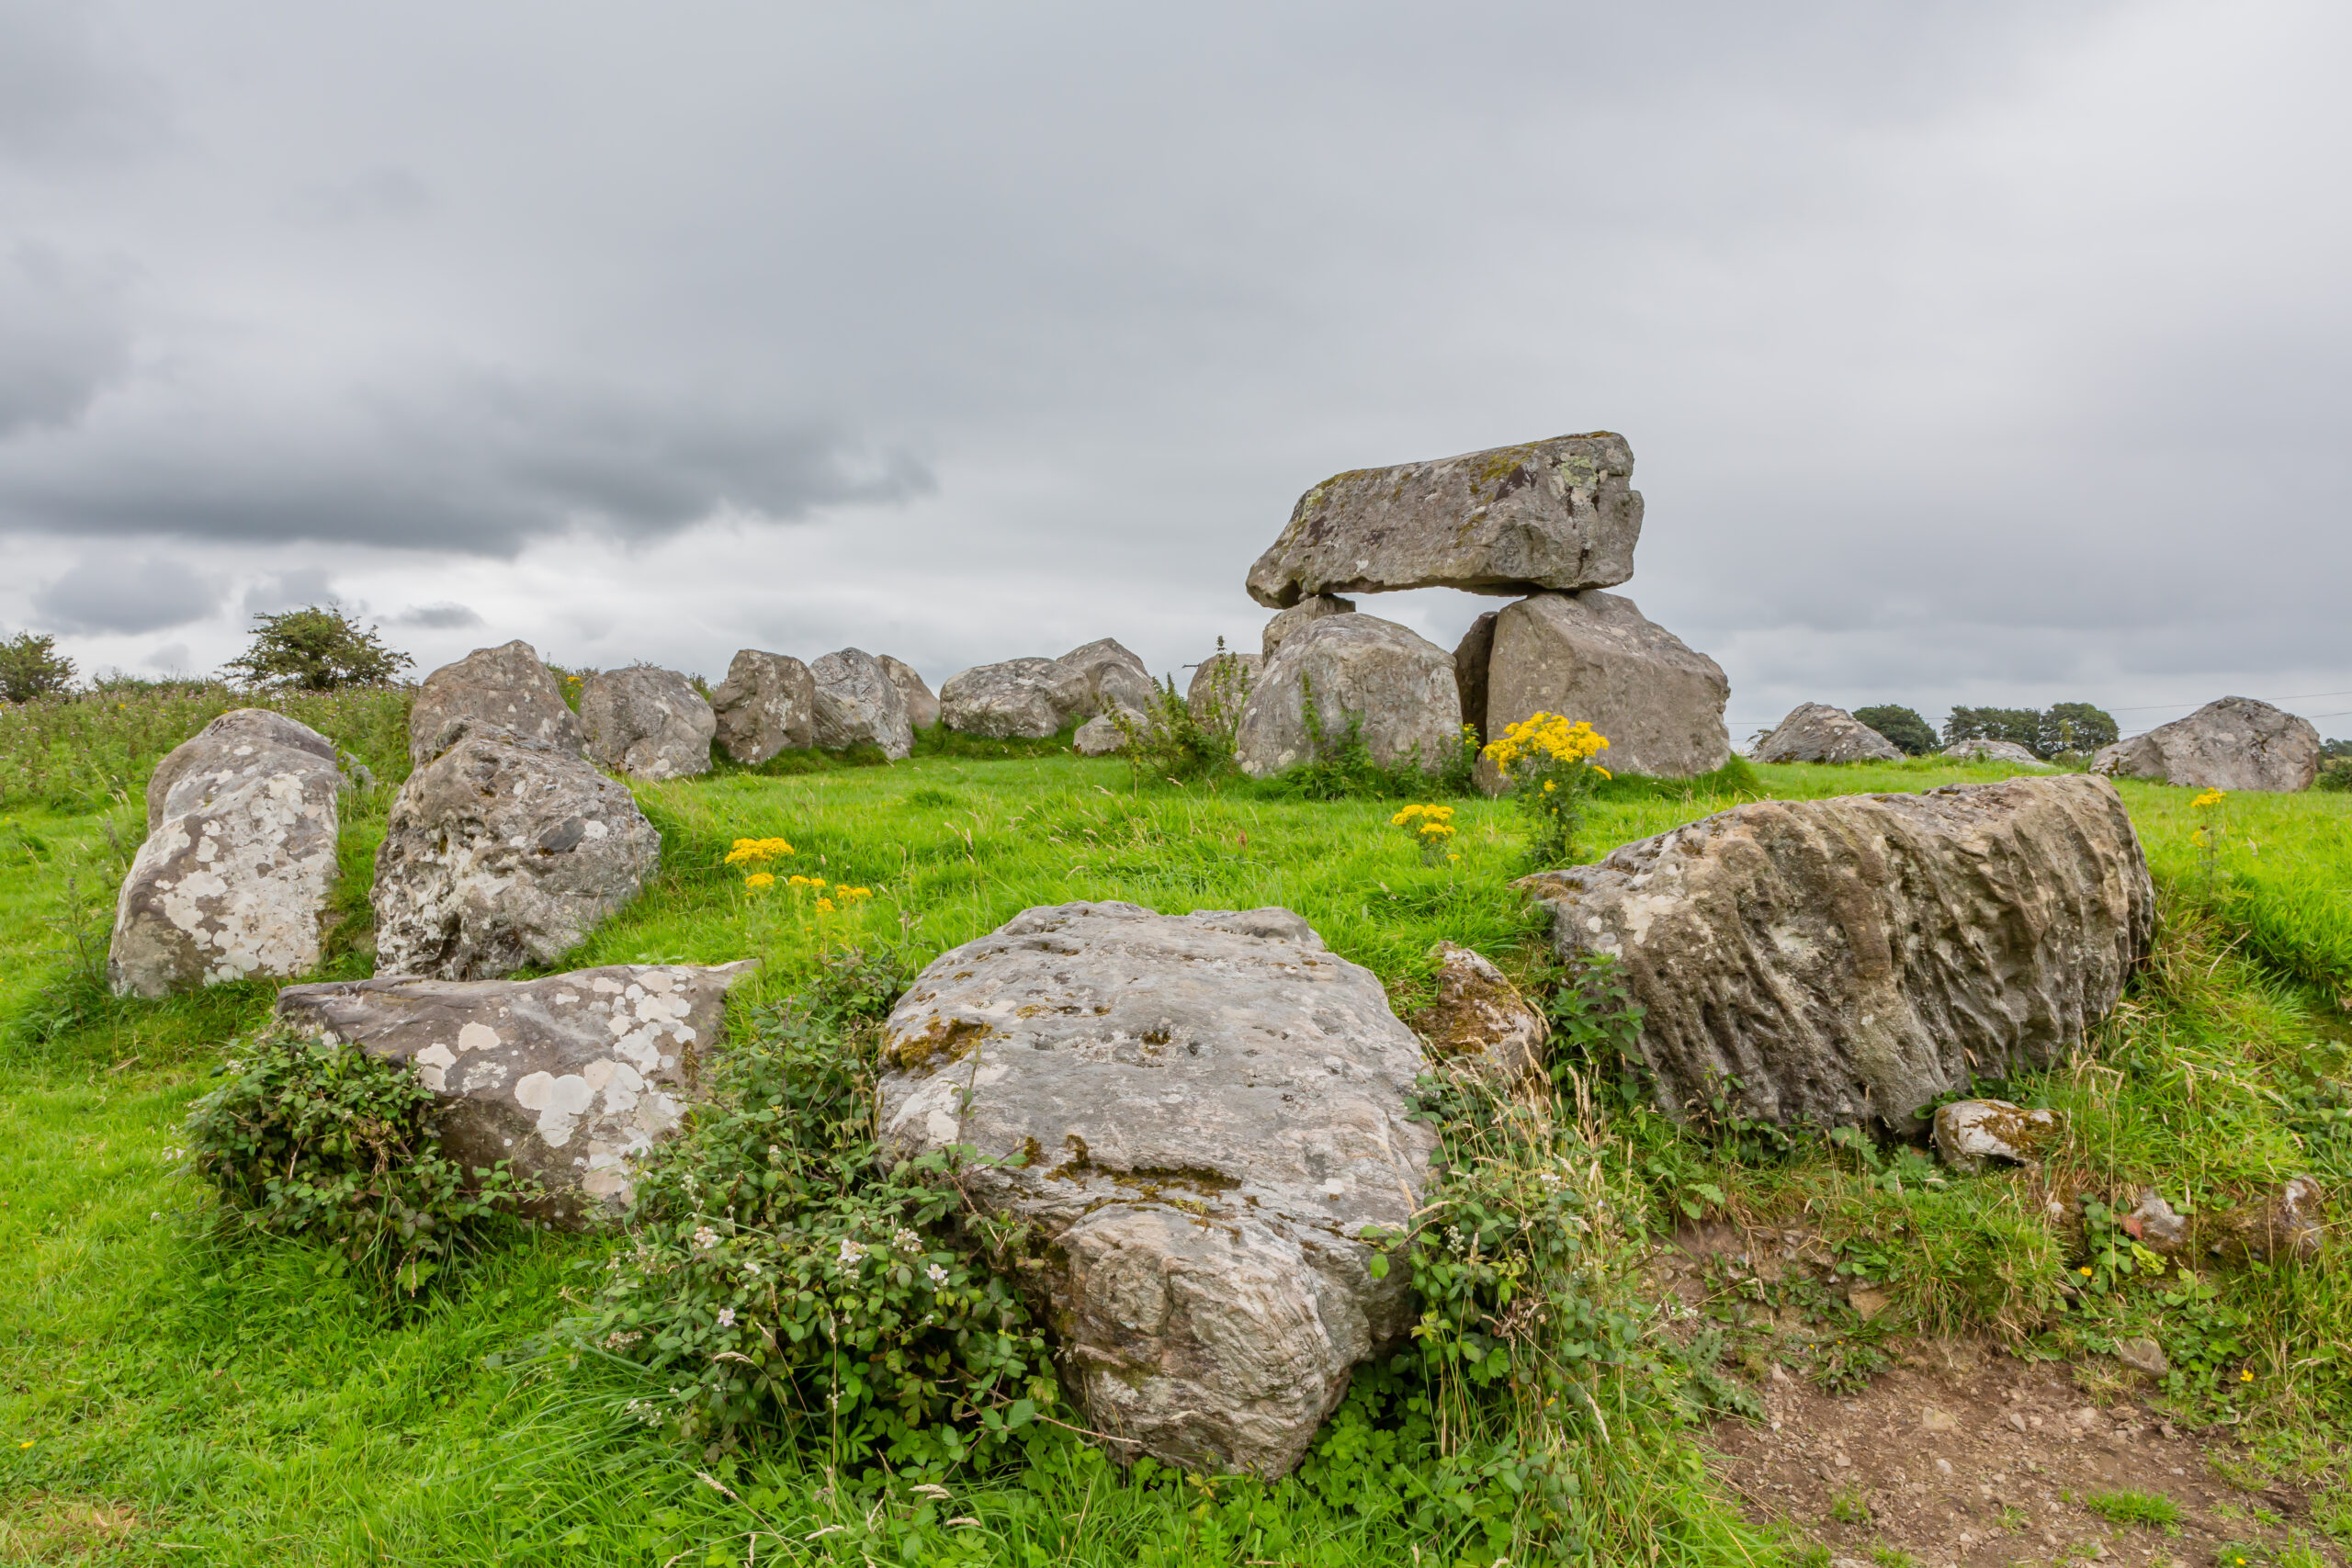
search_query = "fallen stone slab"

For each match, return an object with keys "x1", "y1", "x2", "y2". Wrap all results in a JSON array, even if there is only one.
[
  {"x1": 2093, "y1": 695, "x2": 2322, "y2": 792},
  {"x1": 1246, "y1": 433, "x2": 1642, "y2": 607},
  {"x1": 710, "y1": 649, "x2": 816, "y2": 763},
  {"x1": 1753, "y1": 703, "x2": 1905, "y2": 765},
  {"x1": 1482, "y1": 591, "x2": 1729, "y2": 780},
  {"x1": 1521, "y1": 775, "x2": 2154, "y2": 1133},
  {"x1": 408, "y1": 639, "x2": 583, "y2": 767},
  {"x1": 580, "y1": 665, "x2": 716, "y2": 780},
  {"x1": 276, "y1": 960, "x2": 756, "y2": 1225},
  {"x1": 876, "y1": 901, "x2": 1434, "y2": 1477},
  {"x1": 1235, "y1": 613, "x2": 1460, "y2": 779},
  {"x1": 108, "y1": 709, "x2": 345, "y2": 998},
  {"x1": 810, "y1": 647, "x2": 915, "y2": 760},
  {"x1": 879, "y1": 655, "x2": 940, "y2": 730},
  {"x1": 940, "y1": 657, "x2": 1091, "y2": 739}
]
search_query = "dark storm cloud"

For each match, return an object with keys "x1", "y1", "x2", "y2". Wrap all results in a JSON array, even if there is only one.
[
  {"x1": 33, "y1": 554, "x2": 220, "y2": 634},
  {"x1": 243, "y1": 568, "x2": 337, "y2": 614}
]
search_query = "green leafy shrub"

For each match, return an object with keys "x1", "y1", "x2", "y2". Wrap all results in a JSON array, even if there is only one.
[
  {"x1": 186, "y1": 1031, "x2": 538, "y2": 1297},
  {"x1": 0, "y1": 630, "x2": 75, "y2": 703},
  {"x1": 1852, "y1": 705, "x2": 1936, "y2": 756},
  {"x1": 222, "y1": 604, "x2": 414, "y2": 691},
  {"x1": 1112, "y1": 645, "x2": 1250, "y2": 783},
  {"x1": 2316, "y1": 757, "x2": 2351, "y2": 794}
]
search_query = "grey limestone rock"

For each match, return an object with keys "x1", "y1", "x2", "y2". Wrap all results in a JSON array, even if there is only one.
[
  {"x1": 940, "y1": 657, "x2": 1091, "y2": 739},
  {"x1": 107, "y1": 709, "x2": 345, "y2": 998},
  {"x1": 1059, "y1": 638, "x2": 1158, "y2": 718},
  {"x1": 710, "y1": 649, "x2": 816, "y2": 763},
  {"x1": 1408, "y1": 942, "x2": 1549, "y2": 1089},
  {"x1": 1484, "y1": 591, "x2": 1729, "y2": 781},
  {"x1": 1945, "y1": 738, "x2": 2051, "y2": 767},
  {"x1": 408, "y1": 640, "x2": 583, "y2": 767},
  {"x1": 1752, "y1": 703, "x2": 1905, "y2": 765},
  {"x1": 373, "y1": 723, "x2": 662, "y2": 980},
  {"x1": 1931, "y1": 1099, "x2": 2064, "y2": 1174},
  {"x1": 1453, "y1": 611, "x2": 1498, "y2": 744},
  {"x1": 2092, "y1": 696, "x2": 2322, "y2": 792},
  {"x1": 580, "y1": 665, "x2": 716, "y2": 780},
  {"x1": 1072, "y1": 714, "x2": 1131, "y2": 756},
  {"x1": 810, "y1": 648, "x2": 915, "y2": 760},
  {"x1": 1234, "y1": 614, "x2": 1460, "y2": 779},
  {"x1": 879, "y1": 655, "x2": 941, "y2": 730},
  {"x1": 276, "y1": 960, "x2": 756, "y2": 1226},
  {"x1": 1521, "y1": 775, "x2": 2154, "y2": 1134},
  {"x1": 876, "y1": 901, "x2": 1434, "y2": 1477},
  {"x1": 1261, "y1": 594, "x2": 1356, "y2": 660},
  {"x1": 1185, "y1": 650, "x2": 1259, "y2": 739},
  {"x1": 1246, "y1": 433, "x2": 1642, "y2": 607}
]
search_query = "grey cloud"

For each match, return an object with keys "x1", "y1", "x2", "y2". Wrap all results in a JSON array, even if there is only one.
[
  {"x1": 287, "y1": 166, "x2": 431, "y2": 225},
  {"x1": 32, "y1": 554, "x2": 220, "y2": 634},
  {"x1": 0, "y1": 2, "x2": 162, "y2": 161},
  {"x1": 243, "y1": 569, "x2": 338, "y2": 614},
  {"x1": 395, "y1": 601, "x2": 482, "y2": 629},
  {"x1": 143, "y1": 640, "x2": 191, "y2": 671},
  {"x1": 0, "y1": 244, "x2": 131, "y2": 436}
]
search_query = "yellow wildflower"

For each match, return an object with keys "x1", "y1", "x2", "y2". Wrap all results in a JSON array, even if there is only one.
[
  {"x1": 2077, "y1": 1266, "x2": 2093, "y2": 1278},
  {"x1": 1543, "y1": 779, "x2": 1555, "y2": 793},
  {"x1": 836, "y1": 886, "x2": 874, "y2": 902},
  {"x1": 743, "y1": 872, "x2": 775, "y2": 890},
  {"x1": 725, "y1": 837, "x2": 795, "y2": 865},
  {"x1": 814, "y1": 897, "x2": 835, "y2": 914},
  {"x1": 2192, "y1": 789, "x2": 2226, "y2": 808},
  {"x1": 1418, "y1": 821, "x2": 1455, "y2": 840},
  {"x1": 2241, "y1": 1369, "x2": 2255, "y2": 1382},
  {"x1": 1483, "y1": 712, "x2": 1610, "y2": 777},
  {"x1": 787, "y1": 874, "x2": 827, "y2": 889}
]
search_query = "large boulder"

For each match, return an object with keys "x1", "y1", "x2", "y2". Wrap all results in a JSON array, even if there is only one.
[
  {"x1": 709, "y1": 649, "x2": 816, "y2": 763},
  {"x1": 1235, "y1": 614, "x2": 1461, "y2": 779},
  {"x1": 1752, "y1": 703, "x2": 1905, "y2": 765},
  {"x1": 879, "y1": 655, "x2": 941, "y2": 730},
  {"x1": 876, "y1": 901, "x2": 1433, "y2": 1477},
  {"x1": 1246, "y1": 433, "x2": 1642, "y2": 607},
  {"x1": 940, "y1": 657, "x2": 1091, "y2": 739},
  {"x1": 1484, "y1": 591, "x2": 1729, "y2": 780},
  {"x1": 276, "y1": 961, "x2": 756, "y2": 1226},
  {"x1": 107, "y1": 709, "x2": 345, "y2": 998},
  {"x1": 579, "y1": 665, "x2": 716, "y2": 780},
  {"x1": 1185, "y1": 650, "x2": 1260, "y2": 734},
  {"x1": 1944, "y1": 737, "x2": 2052, "y2": 768},
  {"x1": 1059, "y1": 638, "x2": 1159, "y2": 718},
  {"x1": 1261, "y1": 594, "x2": 1356, "y2": 660},
  {"x1": 374, "y1": 723, "x2": 662, "y2": 980},
  {"x1": 810, "y1": 648, "x2": 915, "y2": 760},
  {"x1": 1453, "y1": 611, "x2": 1498, "y2": 744},
  {"x1": 2092, "y1": 696, "x2": 2322, "y2": 792},
  {"x1": 407, "y1": 640, "x2": 582, "y2": 767},
  {"x1": 1521, "y1": 775, "x2": 2154, "y2": 1134}
]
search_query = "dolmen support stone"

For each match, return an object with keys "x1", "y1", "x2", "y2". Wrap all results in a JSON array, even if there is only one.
[
  {"x1": 940, "y1": 657, "x2": 1091, "y2": 739},
  {"x1": 1246, "y1": 433, "x2": 1642, "y2": 607},
  {"x1": 710, "y1": 649, "x2": 817, "y2": 763},
  {"x1": 1752, "y1": 703, "x2": 1905, "y2": 765},
  {"x1": 879, "y1": 655, "x2": 940, "y2": 731},
  {"x1": 1235, "y1": 613, "x2": 1460, "y2": 778},
  {"x1": 373, "y1": 721, "x2": 661, "y2": 979},
  {"x1": 1478, "y1": 591, "x2": 1730, "y2": 779},
  {"x1": 2093, "y1": 696, "x2": 2322, "y2": 792},
  {"x1": 876, "y1": 901, "x2": 1434, "y2": 1478},
  {"x1": 1261, "y1": 594, "x2": 1355, "y2": 660},
  {"x1": 1185, "y1": 650, "x2": 1259, "y2": 734},
  {"x1": 107, "y1": 709, "x2": 345, "y2": 998},
  {"x1": 1521, "y1": 775, "x2": 2154, "y2": 1134},
  {"x1": 580, "y1": 665, "x2": 716, "y2": 779},
  {"x1": 276, "y1": 960, "x2": 756, "y2": 1225},
  {"x1": 810, "y1": 647, "x2": 915, "y2": 760},
  {"x1": 407, "y1": 639, "x2": 582, "y2": 767}
]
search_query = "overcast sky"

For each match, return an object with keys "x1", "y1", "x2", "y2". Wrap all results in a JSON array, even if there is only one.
[{"x1": 4, "y1": 0, "x2": 2347, "y2": 743}]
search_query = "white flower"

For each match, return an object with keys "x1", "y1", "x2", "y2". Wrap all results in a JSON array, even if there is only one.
[
  {"x1": 692, "y1": 1225, "x2": 718, "y2": 1250},
  {"x1": 926, "y1": 1263, "x2": 950, "y2": 1289},
  {"x1": 716, "y1": 1307, "x2": 737, "y2": 1328},
  {"x1": 741, "y1": 1259, "x2": 760, "y2": 1277},
  {"x1": 837, "y1": 1238, "x2": 866, "y2": 1267},
  {"x1": 893, "y1": 1228, "x2": 921, "y2": 1252}
]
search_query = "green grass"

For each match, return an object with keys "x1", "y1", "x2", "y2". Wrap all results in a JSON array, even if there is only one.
[{"x1": 2084, "y1": 1489, "x2": 2184, "y2": 1529}]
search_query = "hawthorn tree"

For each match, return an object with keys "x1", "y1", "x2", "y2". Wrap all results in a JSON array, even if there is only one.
[{"x1": 222, "y1": 605, "x2": 413, "y2": 691}]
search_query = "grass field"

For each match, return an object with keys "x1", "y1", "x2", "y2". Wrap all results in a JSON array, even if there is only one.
[{"x1": 5, "y1": 691, "x2": 2351, "y2": 1565}]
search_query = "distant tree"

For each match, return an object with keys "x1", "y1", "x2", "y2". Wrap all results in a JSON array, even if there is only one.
[
  {"x1": 2039, "y1": 702, "x2": 2118, "y2": 757},
  {"x1": 2324, "y1": 739, "x2": 2352, "y2": 760},
  {"x1": 1944, "y1": 705, "x2": 2044, "y2": 754},
  {"x1": 0, "y1": 631, "x2": 76, "y2": 703},
  {"x1": 1852, "y1": 705, "x2": 1937, "y2": 756},
  {"x1": 221, "y1": 604, "x2": 413, "y2": 691}
]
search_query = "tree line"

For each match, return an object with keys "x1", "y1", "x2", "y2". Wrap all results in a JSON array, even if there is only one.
[{"x1": 1851, "y1": 702, "x2": 2120, "y2": 760}]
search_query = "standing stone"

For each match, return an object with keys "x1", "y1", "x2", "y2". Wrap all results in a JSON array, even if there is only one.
[
  {"x1": 1945, "y1": 738, "x2": 2051, "y2": 767},
  {"x1": 407, "y1": 640, "x2": 582, "y2": 767},
  {"x1": 1408, "y1": 942, "x2": 1549, "y2": 1089},
  {"x1": 876, "y1": 901, "x2": 1433, "y2": 1477},
  {"x1": 1246, "y1": 433, "x2": 1642, "y2": 607},
  {"x1": 373, "y1": 724, "x2": 661, "y2": 980},
  {"x1": 810, "y1": 648, "x2": 915, "y2": 760},
  {"x1": 940, "y1": 658, "x2": 1091, "y2": 739},
  {"x1": 1752, "y1": 703, "x2": 1905, "y2": 765},
  {"x1": 1235, "y1": 614, "x2": 1461, "y2": 779},
  {"x1": 1073, "y1": 715, "x2": 1130, "y2": 756},
  {"x1": 1059, "y1": 638, "x2": 1159, "y2": 717},
  {"x1": 107, "y1": 709, "x2": 345, "y2": 998},
  {"x1": 709, "y1": 649, "x2": 816, "y2": 764},
  {"x1": 276, "y1": 961, "x2": 756, "y2": 1226},
  {"x1": 1485, "y1": 591, "x2": 1729, "y2": 780},
  {"x1": 2092, "y1": 696, "x2": 2322, "y2": 792},
  {"x1": 1186, "y1": 651, "x2": 1260, "y2": 735},
  {"x1": 1453, "y1": 611, "x2": 1498, "y2": 744},
  {"x1": 1261, "y1": 594, "x2": 1357, "y2": 660},
  {"x1": 879, "y1": 656, "x2": 941, "y2": 730},
  {"x1": 579, "y1": 665, "x2": 716, "y2": 780},
  {"x1": 1520, "y1": 775, "x2": 2154, "y2": 1134}
]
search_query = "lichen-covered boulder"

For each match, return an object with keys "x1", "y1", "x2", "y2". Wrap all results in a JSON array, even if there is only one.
[
  {"x1": 1931, "y1": 1100, "x2": 2063, "y2": 1173},
  {"x1": 407, "y1": 639, "x2": 582, "y2": 767},
  {"x1": 1408, "y1": 942, "x2": 1548, "y2": 1089},
  {"x1": 810, "y1": 648, "x2": 914, "y2": 760},
  {"x1": 1752, "y1": 703, "x2": 1905, "y2": 765},
  {"x1": 276, "y1": 961, "x2": 755, "y2": 1225},
  {"x1": 1235, "y1": 614, "x2": 1460, "y2": 779},
  {"x1": 2092, "y1": 696, "x2": 2322, "y2": 792},
  {"x1": 876, "y1": 901, "x2": 1434, "y2": 1477},
  {"x1": 1059, "y1": 638, "x2": 1158, "y2": 717},
  {"x1": 1453, "y1": 611, "x2": 1498, "y2": 744},
  {"x1": 2206, "y1": 1178, "x2": 2325, "y2": 1264},
  {"x1": 1521, "y1": 775, "x2": 2154, "y2": 1134},
  {"x1": 1261, "y1": 594, "x2": 1355, "y2": 660},
  {"x1": 1185, "y1": 651, "x2": 1259, "y2": 736},
  {"x1": 373, "y1": 723, "x2": 661, "y2": 979},
  {"x1": 107, "y1": 709, "x2": 345, "y2": 998},
  {"x1": 940, "y1": 657, "x2": 1091, "y2": 739},
  {"x1": 710, "y1": 649, "x2": 816, "y2": 763},
  {"x1": 879, "y1": 655, "x2": 940, "y2": 730},
  {"x1": 580, "y1": 665, "x2": 716, "y2": 779},
  {"x1": 1945, "y1": 738, "x2": 2051, "y2": 767},
  {"x1": 1246, "y1": 434, "x2": 1642, "y2": 607},
  {"x1": 1484, "y1": 591, "x2": 1729, "y2": 780},
  {"x1": 1073, "y1": 714, "x2": 1130, "y2": 756}
]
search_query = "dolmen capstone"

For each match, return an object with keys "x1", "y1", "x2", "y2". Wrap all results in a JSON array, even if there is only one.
[
  {"x1": 1945, "y1": 737, "x2": 2050, "y2": 767},
  {"x1": 1236, "y1": 613, "x2": 1460, "y2": 778},
  {"x1": 276, "y1": 960, "x2": 755, "y2": 1225},
  {"x1": 374, "y1": 719, "x2": 660, "y2": 979},
  {"x1": 580, "y1": 665, "x2": 716, "y2": 779},
  {"x1": 107, "y1": 709, "x2": 345, "y2": 998},
  {"x1": 1471, "y1": 591, "x2": 1730, "y2": 782},
  {"x1": 406, "y1": 640, "x2": 582, "y2": 767},
  {"x1": 879, "y1": 655, "x2": 940, "y2": 730},
  {"x1": 709, "y1": 649, "x2": 817, "y2": 763},
  {"x1": 2093, "y1": 696, "x2": 2321, "y2": 792},
  {"x1": 1521, "y1": 775, "x2": 2153, "y2": 1134},
  {"x1": 876, "y1": 901, "x2": 1434, "y2": 1477},
  {"x1": 810, "y1": 647, "x2": 914, "y2": 760},
  {"x1": 940, "y1": 657, "x2": 1091, "y2": 739},
  {"x1": 1752, "y1": 703, "x2": 1904, "y2": 764},
  {"x1": 1246, "y1": 434, "x2": 1641, "y2": 604}
]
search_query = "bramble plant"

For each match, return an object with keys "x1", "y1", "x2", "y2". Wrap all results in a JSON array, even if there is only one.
[
  {"x1": 221, "y1": 604, "x2": 415, "y2": 691},
  {"x1": 1482, "y1": 711, "x2": 1611, "y2": 867},
  {"x1": 0, "y1": 630, "x2": 76, "y2": 703},
  {"x1": 1390, "y1": 803, "x2": 1457, "y2": 866}
]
